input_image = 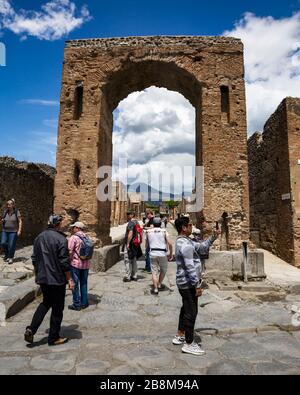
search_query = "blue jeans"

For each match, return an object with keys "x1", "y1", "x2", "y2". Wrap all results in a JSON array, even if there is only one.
[
  {"x1": 145, "y1": 245, "x2": 151, "y2": 271},
  {"x1": 1, "y1": 231, "x2": 18, "y2": 259},
  {"x1": 71, "y1": 267, "x2": 89, "y2": 308}
]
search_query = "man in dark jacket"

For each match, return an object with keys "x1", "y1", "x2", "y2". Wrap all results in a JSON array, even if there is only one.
[{"x1": 24, "y1": 214, "x2": 74, "y2": 346}]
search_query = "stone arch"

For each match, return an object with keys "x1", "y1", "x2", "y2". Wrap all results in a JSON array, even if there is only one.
[
  {"x1": 54, "y1": 36, "x2": 250, "y2": 248},
  {"x1": 96, "y1": 60, "x2": 203, "y2": 244}
]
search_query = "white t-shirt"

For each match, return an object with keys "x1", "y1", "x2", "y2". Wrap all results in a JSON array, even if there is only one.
[{"x1": 146, "y1": 228, "x2": 169, "y2": 257}]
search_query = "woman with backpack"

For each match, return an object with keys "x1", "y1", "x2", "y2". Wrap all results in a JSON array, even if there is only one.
[
  {"x1": 1, "y1": 199, "x2": 22, "y2": 264},
  {"x1": 68, "y1": 222, "x2": 93, "y2": 311}
]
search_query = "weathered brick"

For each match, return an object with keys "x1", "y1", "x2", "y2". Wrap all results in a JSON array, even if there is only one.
[
  {"x1": 248, "y1": 97, "x2": 300, "y2": 267},
  {"x1": 55, "y1": 36, "x2": 249, "y2": 248}
]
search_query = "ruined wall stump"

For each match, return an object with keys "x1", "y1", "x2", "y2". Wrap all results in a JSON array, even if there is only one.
[
  {"x1": 248, "y1": 98, "x2": 300, "y2": 267},
  {"x1": 0, "y1": 157, "x2": 55, "y2": 246}
]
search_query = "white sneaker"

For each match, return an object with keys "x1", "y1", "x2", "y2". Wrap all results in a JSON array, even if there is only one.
[
  {"x1": 172, "y1": 335, "x2": 185, "y2": 345},
  {"x1": 182, "y1": 342, "x2": 206, "y2": 356},
  {"x1": 8, "y1": 259, "x2": 13, "y2": 265}
]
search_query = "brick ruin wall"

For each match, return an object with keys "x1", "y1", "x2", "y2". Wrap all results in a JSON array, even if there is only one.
[
  {"x1": 248, "y1": 98, "x2": 300, "y2": 266},
  {"x1": 0, "y1": 157, "x2": 55, "y2": 246},
  {"x1": 287, "y1": 99, "x2": 300, "y2": 266}
]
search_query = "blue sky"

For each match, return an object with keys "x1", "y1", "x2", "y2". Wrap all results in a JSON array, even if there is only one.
[{"x1": 1, "y1": 0, "x2": 300, "y2": 166}]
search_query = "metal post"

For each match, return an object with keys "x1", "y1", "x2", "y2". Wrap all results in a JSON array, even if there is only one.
[{"x1": 242, "y1": 242, "x2": 248, "y2": 283}]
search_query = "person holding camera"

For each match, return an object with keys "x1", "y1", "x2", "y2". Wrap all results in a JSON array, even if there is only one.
[
  {"x1": 172, "y1": 216, "x2": 221, "y2": 356},
  {"x1": 1, "y1": 199, "x2": 22, "y2": 264}
]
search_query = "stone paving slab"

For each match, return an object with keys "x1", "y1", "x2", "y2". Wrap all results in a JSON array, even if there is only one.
[
  {"x1": 6, "y1": 273, "x2": 28, "y2": 281},
  {"x1": 254, "y1": 361, "x2": 300, "y2": 375},
  {"x1": 0, "y1": 247, "x2": 36, "y2": 325},
  {"x1": 30, "y1": 353, "x2": 77, "y2": 373},
  {"x1": 0, "y1": 224, "x2": 300, "y2": 375},
  {"x1": 0, "y1": 277, "x2": 40, "y2": 325},
  {"x1": 76, "y1": 359, "x2": 111, "y2": 375},
  {"x1": 198, "y1": 303, "x2": 295, "y2": 334},
  {"x1": 207, "y1": 360, "x2": 254, "y2": 375}
]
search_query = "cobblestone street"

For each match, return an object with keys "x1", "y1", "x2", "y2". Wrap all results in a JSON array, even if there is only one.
[
  {"x1": 0, "y1": 225, "x2": 300, "y2": 375},
  {"x1": 2, "y1": 0, "x2": 300, "y2": 379}
]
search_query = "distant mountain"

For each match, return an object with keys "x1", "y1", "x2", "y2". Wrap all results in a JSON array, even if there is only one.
[{"x1": 126, "y1": 182, "x2": 191, "y2": 203}]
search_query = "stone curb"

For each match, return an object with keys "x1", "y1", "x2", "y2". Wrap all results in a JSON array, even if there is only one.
[
  {"x1": 91, "y1": 243, "x2": 122, "y2": 273},
  {"x1": 90, "y1": 236, "x2": 126, "y2": 273},
  {"x1": 112, "y1": 236, "x2": 125, "y2": 246},
  {"x1": 0, "y1": 277, "x2": 41, "y2": 326},
  {"x1": 205, "y1": 250, "x2": 266, "y2": 280}
]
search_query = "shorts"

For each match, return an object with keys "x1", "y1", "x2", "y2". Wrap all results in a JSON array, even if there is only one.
[{"x1": 150, "y1": 256, "x2": 168, "y2": 276}]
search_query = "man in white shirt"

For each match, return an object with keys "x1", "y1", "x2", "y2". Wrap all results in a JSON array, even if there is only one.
[{"x1": 145, "y1": 217, "x2": 173, "y2": 295}]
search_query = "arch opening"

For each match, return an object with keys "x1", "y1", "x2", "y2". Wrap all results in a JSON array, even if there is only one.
[
  {"x1": 98, "y1": 60, "x2": 203, "y2": 234},
  {"x1": 111, "y1": 86, "x2": 196, "y2": 224}
]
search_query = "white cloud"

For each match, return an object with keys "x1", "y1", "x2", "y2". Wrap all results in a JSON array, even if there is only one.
[
  {"x1": 43, "y1": 118, "x2": 58, "y2": 128},
  {"x1": 31, "y1": 131, "x2": 57, "y2": 147},
  {"x1": 8, "y1": 130, "x2": 57, "y2": 165},
  {"x1": 27, "y1": 131, "x2": 57, "y2": 163},
  {"x1": 19, "y1": 99, "x2": 59, "y2": 106},
  {"x1": 0, "y1": 1, "x2": 13, "y2": 16},
  {"x1": 114, "y1": 153, "x2": 196, "y2": 195},
  {"x1": 113, "y1": 87, "x2": 196, "y2": 194},
  {"x1": 113, "y1": 87, "x2": 195, "y2": 165},
  {"x1": 224, "y1": 12, "x2": 300, "y2": 133},
  {"x1": 0, "y1": 0, "x2": 91, "y2": 40}
]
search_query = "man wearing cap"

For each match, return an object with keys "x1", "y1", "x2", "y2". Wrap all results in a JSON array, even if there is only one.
[
  {"x1": 68, "y1": 222, "x2": 91, "y2": 311},
  {"x1": 24, "y1": 214, "x2": 74, "y2": 346}
]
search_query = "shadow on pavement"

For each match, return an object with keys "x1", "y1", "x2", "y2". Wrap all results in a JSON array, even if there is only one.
[
  {"x1": 88, "y1": 293, "x2": 102, "y2": 306},
  {"x1": 26, "y1": 324, "x2": 83, "y2": 348},
  {"x1": 26, "y1": 337, "x2": 48, "y2": 348},
  {"x1": 149, "y1": 283, "x2": 174, "y2": 294},
  {"x1": 60, "y1": 324, "x2": 82, "y2": 339}
]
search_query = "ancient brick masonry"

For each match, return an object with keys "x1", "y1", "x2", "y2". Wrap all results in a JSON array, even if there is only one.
[
  {"x1": 55, "y1": 36, "x2": 249, "y2": 248},
  {"x1": 110, "y1": 181, "x2": 127, "y2": 227},
  {"x1": 0, "y1": 157, "x2": 55, "y2": 246},
  {"x1": 248, "y1": 98, "x2": 300, "y2": 267}
]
